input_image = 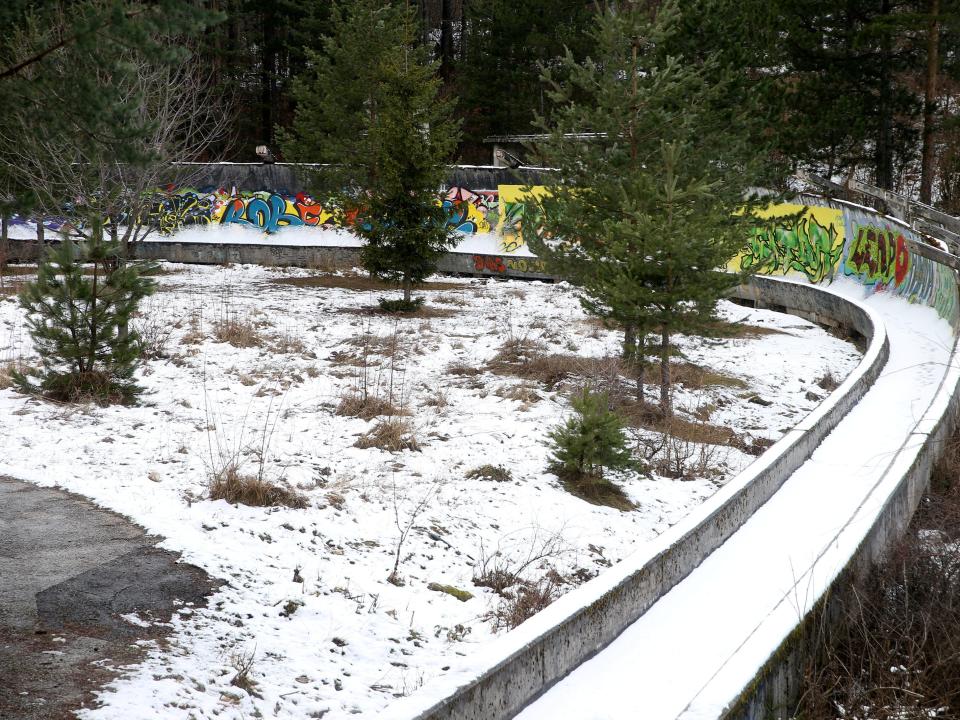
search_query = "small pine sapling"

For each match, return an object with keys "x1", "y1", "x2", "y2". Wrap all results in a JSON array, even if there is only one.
[
  {"x1": 15, "y1": 236, "x2": 157, "y2": 404},
  {"x1": 548, "y1": 388, "x2": 634, "y2": 509}
]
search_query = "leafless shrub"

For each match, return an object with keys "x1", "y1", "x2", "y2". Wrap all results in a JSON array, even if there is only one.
[
  {"x1": 340, "y1": 320, "x2": 409, "y2": 418},
  {"x1": 483, "y1": 573, "x2": 563, "y2": 631},
  {"x1": 133, "y1": 300, "x2": 174, "y2": 360},
  {"x1": 229, "y1": 647, "x2": 261, "y2": 697},
  {"x1": 799, "y1": 435, "x2": 960, "y2": 718},
  {"x1": 472, "y1": 529, "x2": 567, "y2": 595},
  {"x1": 387, "y1": 478, "x2": 441, "y2": 585},
  {"x1": 355, "y1": 418, "x2": 420, "y2": 452}
]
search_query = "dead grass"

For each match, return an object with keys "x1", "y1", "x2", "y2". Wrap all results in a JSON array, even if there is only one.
[
  {"x1": 336, "y1": 393, "x2": 405, "y2": 421},
  {"x1": 446, "y1": 361, "x2": 483, "y2": 376},
  {"x1": 494, "y1": 383, "x2": 542, "y2": 404},
  {"x1": 212, "y1": 317, "x2": 264, "y2": 348},
  {"x1": 0, "y1": 361, "x2": 30, "y2": 390},
  {"x1": 209, "y1": 464, "x2": 308, "y2": 509},
  {"x1": 272, "y1": 275, "x2": 464, "y2": 292},
  {"x1": 557, "y1": 472, "x2": 636, "y2": 511},
  {"x1": 670, "y1": 361, "x2": 748, "y2": 390},
  {"x1": 483, "y1": 573, "x2": 563, "y2": 631},
  {"x1": 699, "y1": 318, "x2": 786, "y2": 338},
  {"x1": 614, "y1": 397, "x2": 737, "y2": 445},
  {"x1": 354, "y1": 418, "x2": 420, "y2": 452},
  {"x1": 340, "y1": 304, "x2": 457, "y2": 319},
  {"x1": 816, "y1": 371, "x2": 840, "y2": 391},
  {"x1": 465, "y1": 464, "x2": 513, "y2": 482}
]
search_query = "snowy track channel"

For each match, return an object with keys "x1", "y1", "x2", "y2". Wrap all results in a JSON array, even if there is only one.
[{"x1": 516, "y1": 278, "x2": 957, "y2": 720}]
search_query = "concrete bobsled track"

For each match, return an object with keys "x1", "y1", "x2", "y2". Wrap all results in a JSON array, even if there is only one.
[{"x1": 375, "y1": 197, "x2": 960, "y2": 720}]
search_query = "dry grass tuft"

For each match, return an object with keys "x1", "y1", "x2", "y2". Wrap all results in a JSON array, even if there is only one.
[
  {"x1": 495, "y1": 383, "x2": 542, "y2": 404},
  {"x1": 212, "y1": 317, "x2": 264, "y2": 348},
  {"x1": 465, "y1": 464, "x2": 513, "y2": 482},
  {"x1": 335, "y1": 392, "x2": 405, "y2": 421},
  {"x1": 354, "y1": 418, "x2": 420, "y2": 452},
  {"x1": 209, "y1": 464, "x2": 308, "y2": 508},
  {"x1": 0, "y1": 361, "x2": 30, "y2": 390},
  {"x1": 447, "y1": 361, "x2": 482, "y2": 377},
  {"x1": 670, "y1": 361, "x2": 747, "y2": 390},
  {"x1": 816, "y1": 370, "x2": 840, "y2": 391}
]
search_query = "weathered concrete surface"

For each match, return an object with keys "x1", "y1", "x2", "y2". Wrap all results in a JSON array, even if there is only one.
[{"x1": 0, "y1": 477, "x2": 219, "y2": 719}]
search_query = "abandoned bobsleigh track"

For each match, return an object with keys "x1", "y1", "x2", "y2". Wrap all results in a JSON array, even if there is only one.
[{"x1": 377, "y1": 197, "x2": 960, "y2": 720}]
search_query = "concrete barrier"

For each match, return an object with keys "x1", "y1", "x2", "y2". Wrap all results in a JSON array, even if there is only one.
[
  {"x1": 721, "y1": 307, "x2": 960, "y2": 720},
  {"x1": 382, "y1": 277, "x2": 889, "y2": 720}
]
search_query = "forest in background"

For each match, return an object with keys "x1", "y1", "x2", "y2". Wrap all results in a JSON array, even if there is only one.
[{"x1": 197, "y1": 0, "x2": 960, "y2": 211}]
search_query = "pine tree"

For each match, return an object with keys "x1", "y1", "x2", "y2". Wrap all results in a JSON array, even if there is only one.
[
  {"x1": 528, "y1": 0, "x2": 781, "y2": 415},
  {"x1": 15, "y1": 237, "x2": 156, "y2": 404},
  {"x1": 548, "y1": 388, "x2": 633, "y2": 482},
  {"x1": 283, "y1": 0, "x2": 462, "y2": 309}
]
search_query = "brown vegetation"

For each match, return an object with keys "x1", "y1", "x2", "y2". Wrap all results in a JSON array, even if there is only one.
[
  {"x1": 799, "y1": 431, "x2": 960, "y2": 718},
  {"x1": 354, "y1": 418, "x2": 420, "y2": 452},
  {"x1": 209, "y1": 464, "x2": 308, "y2": 509}
]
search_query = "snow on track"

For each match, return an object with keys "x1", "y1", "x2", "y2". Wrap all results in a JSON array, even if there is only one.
[{"x1": 517, "y1": 278, "x2": 956, "y2": 720}]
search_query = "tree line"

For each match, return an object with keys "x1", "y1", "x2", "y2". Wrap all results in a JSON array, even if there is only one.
[
  {"x1": 186, "y1": 0, "x2": 960, "y2": 209},
  {"x1": 0, "y1": 0, "x2": 957, "y2": 413}
]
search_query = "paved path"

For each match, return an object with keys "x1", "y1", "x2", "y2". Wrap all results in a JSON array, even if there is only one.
[{"x1": 0, "y1": 476, "x2": 218, "y2": 719}]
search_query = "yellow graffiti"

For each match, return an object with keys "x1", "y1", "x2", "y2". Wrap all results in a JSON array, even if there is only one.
[{"x1": 730, "y1": 204, "x2": 846, "y2": 283}]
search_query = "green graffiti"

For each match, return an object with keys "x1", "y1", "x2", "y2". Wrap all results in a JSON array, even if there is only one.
[
  {"x1": 499, "y1": 201, "x2": 526, "y2": 252},
  {"x1": 740, "y1": 215, "x2": 842, "y2": 283}
]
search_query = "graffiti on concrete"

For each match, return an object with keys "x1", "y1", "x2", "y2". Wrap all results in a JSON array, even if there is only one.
[
  {"x1": 740, "y1": 210, "x2": 843, "y2": 283},
  {"x1": 843, "y1": 224, "x2": 910, "y2": 287},
  {"x1": 443, "y1": 187, "x2": 497, "y2": 234},
  {"x1": 841, "y1": 208, "x2": 959, "y2": 326}
]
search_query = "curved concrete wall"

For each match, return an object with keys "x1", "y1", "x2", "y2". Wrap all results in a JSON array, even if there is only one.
[{"x1": 381, "y1": 278, "x2": 890, "y2": 720}]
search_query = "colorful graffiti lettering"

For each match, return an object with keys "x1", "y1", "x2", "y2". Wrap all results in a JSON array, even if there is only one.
[
  {"x1": 843, "y1": 225, "x2": 910, "y2": 287},
  {"x1": 841, "y1": 207, "x2": 959, "y2": 326},
  {"x1": 443, "y1": 187, "x2": 497, "y2": 234},
  {"x1": 740, "y1": 213, "x2": 843, "y2": 284},
  {"x1": 473, "y1": 254, "x2": 507, "y2": 273},
  {"x1": 505, "y1": 257, "x2": 547, "y2": 274}
]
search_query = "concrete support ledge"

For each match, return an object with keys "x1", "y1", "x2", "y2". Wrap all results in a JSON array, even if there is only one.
[{"x1": 383, "y1": 278, "x2": 888, "y2": 720}]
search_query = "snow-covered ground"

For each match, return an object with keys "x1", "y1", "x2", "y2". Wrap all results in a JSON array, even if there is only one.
[{"x1": 0, "y1": 262, "x2": 860, "y2": 720}]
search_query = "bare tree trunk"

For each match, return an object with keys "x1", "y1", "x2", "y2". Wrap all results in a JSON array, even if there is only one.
[
  {"x1": 440, "y1": 0, "x2": 454, "y2": 83},
  {"x1": 0, "y1": 213, "x2": 8, "y2": 273},
  {"x1": 637, "y1": 330, "x2": 645, "y2": 403},
  {"x1": 35, "y1": 216, "x2": 44, "y2": 244},
  {"x1": 659, "y1": 326, "x2": 671, "y2": 416},
  {"x1": 920, "y1": 0, "x2": 941, "y2": 204},
  {"x1": 622, "y1": 323, "x2": 635, "y2": 360},
  {"x1": 876, "y1": 0, "x2": 894, "y2": 190},
  {"x1": 403, "y1": 276, "x2": 412, "y2": 303}
]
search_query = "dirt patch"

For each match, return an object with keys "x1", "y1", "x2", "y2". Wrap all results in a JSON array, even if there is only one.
[
  {"x1": 339, "y1": 304, "x2": 458, "y2": 319},
  {"x1": 272, "y1": 275, "x2": 465, "y2": 292}
]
